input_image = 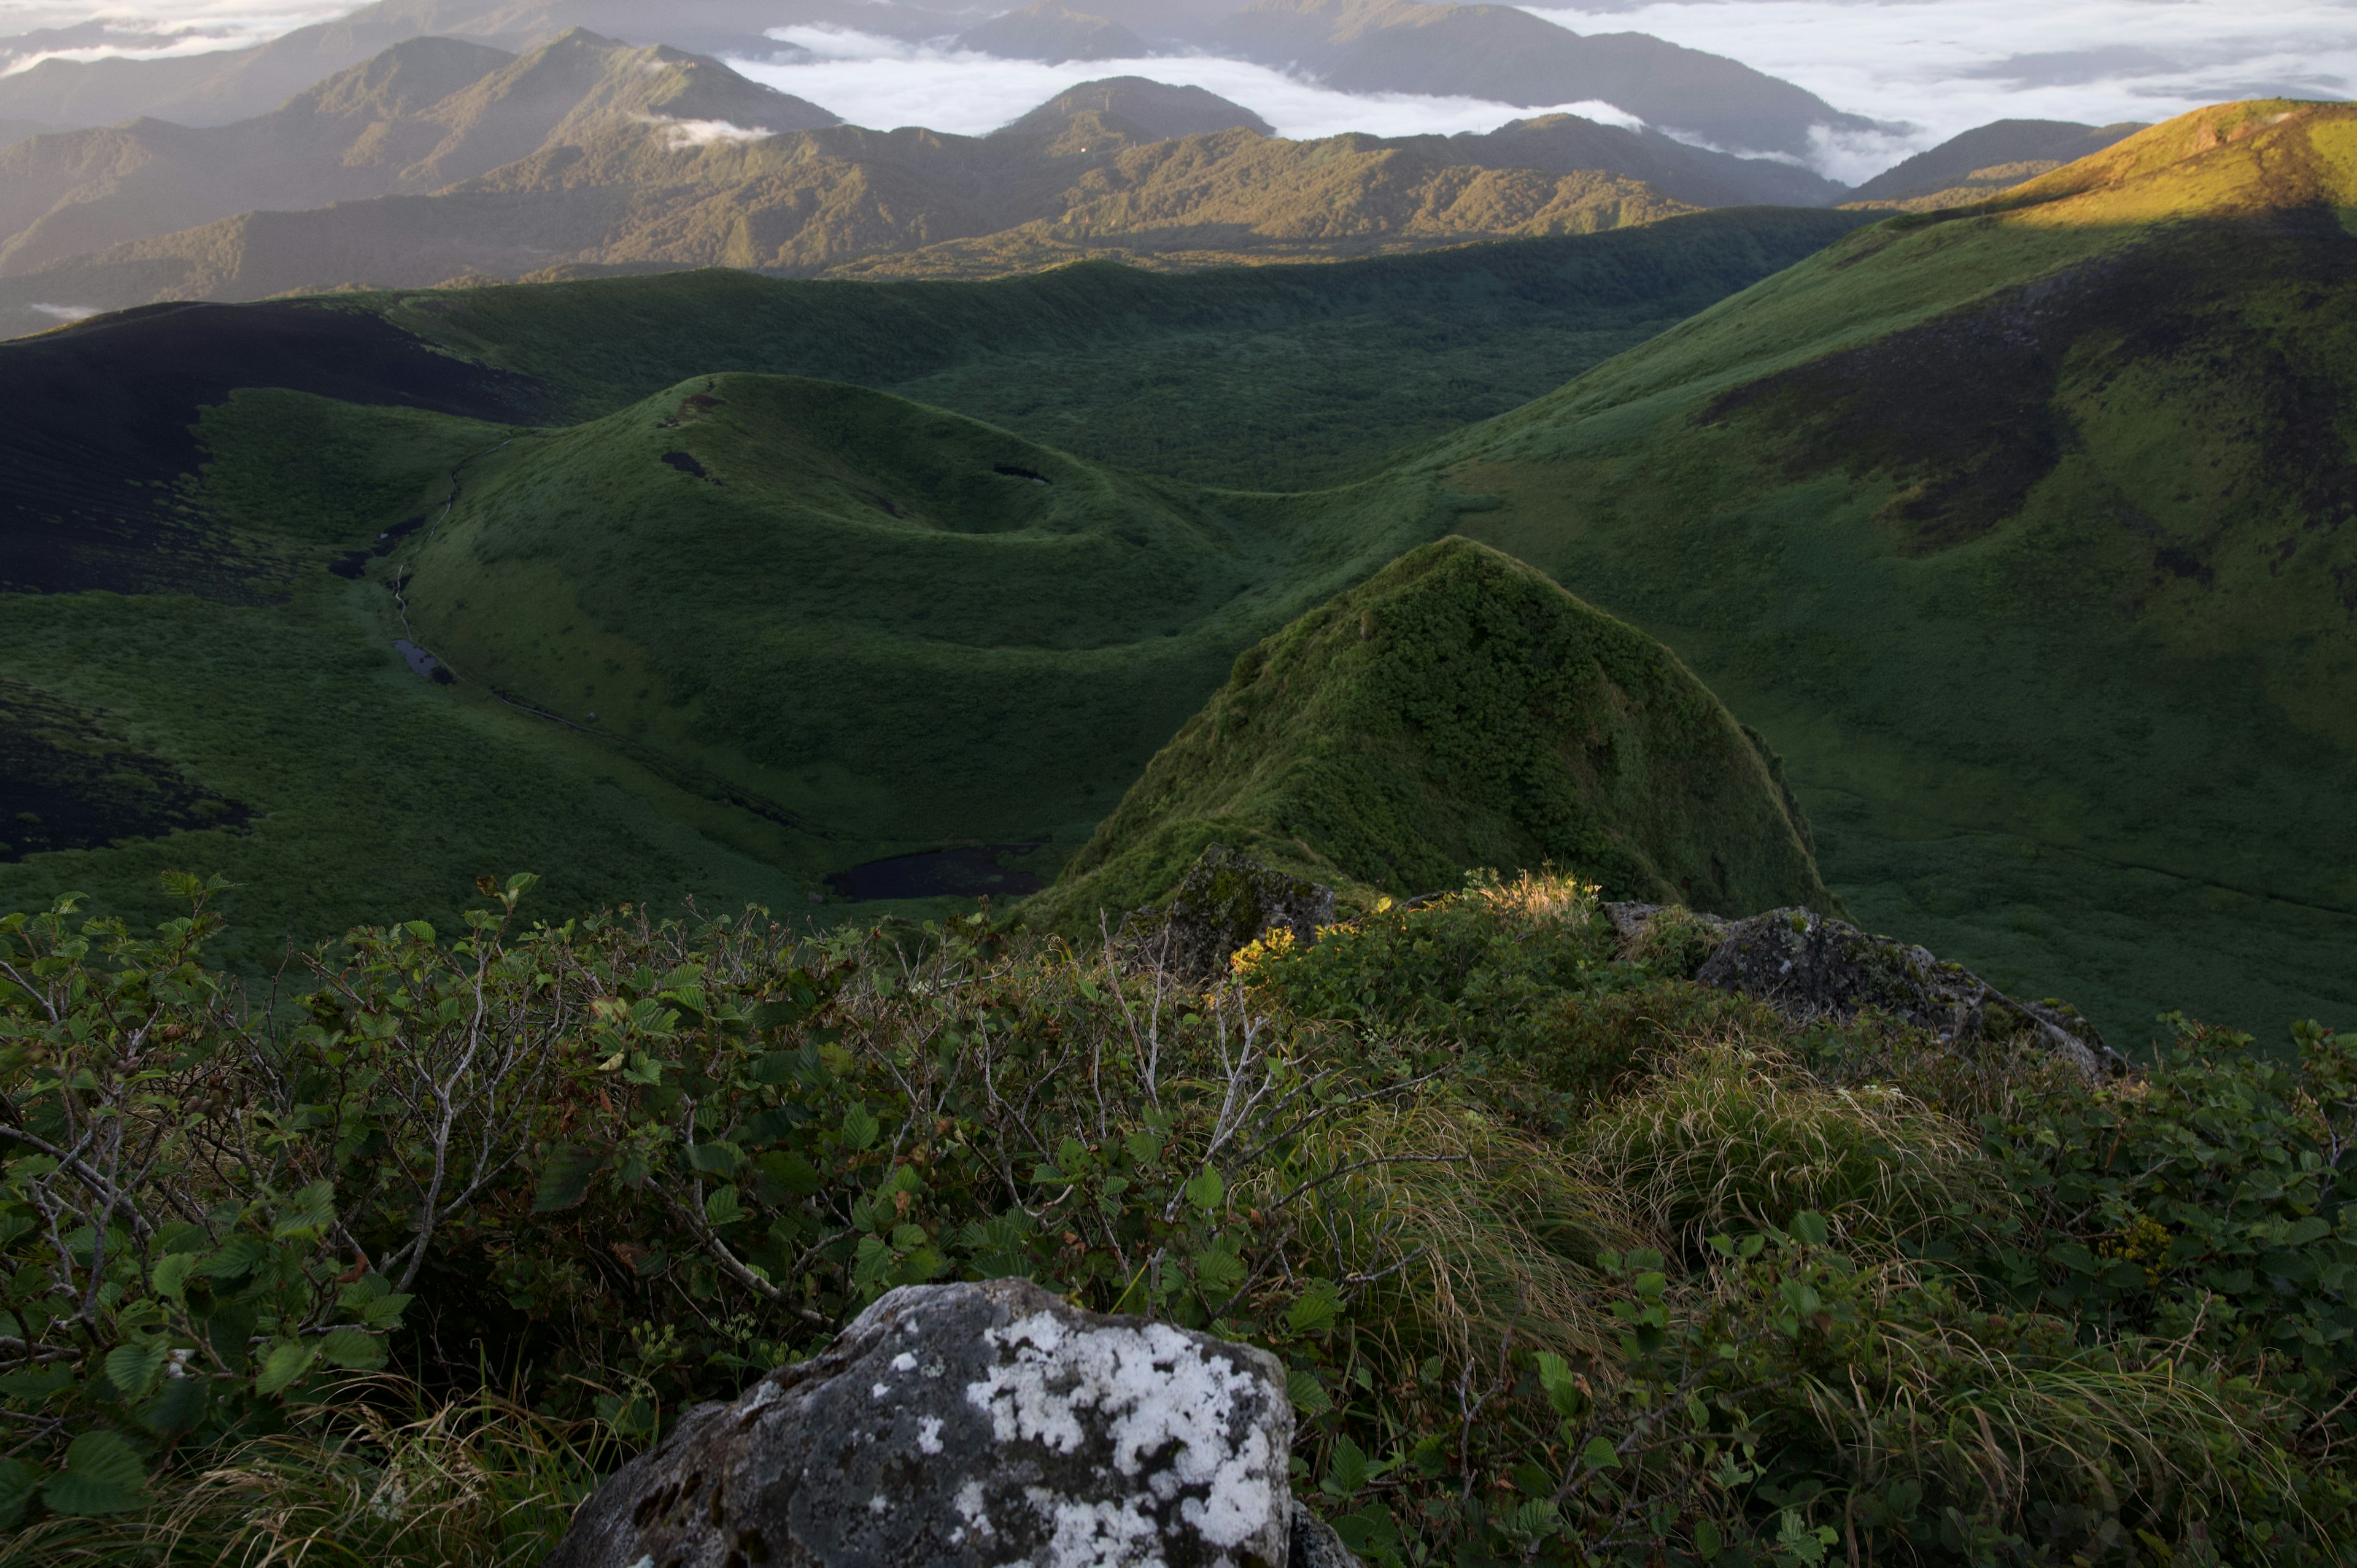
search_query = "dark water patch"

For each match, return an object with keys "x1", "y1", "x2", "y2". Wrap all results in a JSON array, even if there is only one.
[
  {"x1": 827, "y1": 845, "x2": 1046, "y2": 902},
  {"x1": 994, "y1": 464, "x2": 1051, "y2": 485},
  {"x1": 328, "y1": 550, "x2": 371, "y2": 579},
  {"x1": 0, "y1": 680, "x2": 249, "y2": 861},
  {"x1": 661, "y1": 450, "x2": 714, "y2": 482},
  {"x1": 373, "y1": 514, "x2": 428, "y2": 555},
  {"x1": 395, "y1": 640, "x2": 456, "y2": 685},
  {"x1": 0, "y1": 301, "x2": 545, "y2": 598}
]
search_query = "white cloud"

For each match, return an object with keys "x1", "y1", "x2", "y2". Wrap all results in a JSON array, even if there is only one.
[
  {"x1": 0, "y1": 1, "x2": 348, "y2": 75},
  {"x1": 29, "y1": 301, "x2": 100, "y2": 319},
  {"x1": 648, "y1": 114, "x2": 775, "y2": 148},
  {"x1": 740, "y1": 28, "x2": 1647, "y2": 141},
  {"x1": 1520, "y1": 1, "x2": 2357, "y2": 181}
]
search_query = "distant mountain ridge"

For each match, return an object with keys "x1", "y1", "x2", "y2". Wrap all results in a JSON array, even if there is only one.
[
  {"x1": 0, "y1": 0, "x2": 1865, "y2": 171},
  {"x1": 0, "y1": 36, "x2": 1883, "y2": 335},
  {"x1": 0, "y1": 33, "x2": 835, "y2": 279},
  {"x1": 1846, "y1": 118, "x2": 2149, "y2": 209}
]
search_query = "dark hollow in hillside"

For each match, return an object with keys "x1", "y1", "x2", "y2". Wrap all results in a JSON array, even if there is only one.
[
  {"x1": 0, "y1": 679, "x2": 249, "y2": 860},
  {"x1": 0, "y1": 301, "x2": 546, "y2": 598},
  {"x1": 826, "y1": 846, "x2": 1047, "y2": 902}
]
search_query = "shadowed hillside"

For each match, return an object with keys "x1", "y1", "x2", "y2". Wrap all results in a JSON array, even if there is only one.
[
  {"x1": 1414, "y1": 99, "x2": 2357, "y2": 1043},
  {"x1": 1028, "y1": 535, "x2": 1834, "y2": 932}
]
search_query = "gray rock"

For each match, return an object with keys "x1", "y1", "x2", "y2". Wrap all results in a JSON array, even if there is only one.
[
  {"x1": 1690, "y1": 906, "x2": 2123, "y2": 1078},
  {"x1": 1288, "y1": 1501, "x2": 1357, "y2": 1568},
  {"x1": 545, "y1": 1278, "x2": 1298, "y2": 1568},
  {"x1": 1125, "y1": 844, "x2": 1336, "y2": 983}
]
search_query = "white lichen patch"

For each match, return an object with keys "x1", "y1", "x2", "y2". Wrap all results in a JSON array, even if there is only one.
[
  {"x1": 893, "y1": 1352, "x2": 919, "y2": 1372},
  {"x1": 918, "y1": 1415, "x2": 945, "y2": 1454},
  {"x1": 1026, "y1": 1486, "x2": 1165, "y2": 1568},
  {"x1": 964, "y1": 1313, "x2": 1282, "y2": 1551}
]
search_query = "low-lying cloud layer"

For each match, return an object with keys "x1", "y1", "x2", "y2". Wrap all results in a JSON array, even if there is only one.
[
  {"x1": 0, "y1": 1, "x2": 344, "y2": 75},
  {"x1": 1525, "y1": 0, "x2": 2355, "y2": 180},
  {"x1": 738, "y1": 26, "x2": 1647, "y2": 142}
]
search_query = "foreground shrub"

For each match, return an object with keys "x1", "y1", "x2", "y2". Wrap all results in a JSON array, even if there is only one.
[{"x1": 2, "y1": 873, "x2": 2355, "y2": 1562}]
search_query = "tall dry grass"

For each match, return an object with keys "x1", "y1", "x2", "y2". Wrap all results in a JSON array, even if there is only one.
[{"x1": 1, "y1": 1383, "x2": 602, "y2": 1568}]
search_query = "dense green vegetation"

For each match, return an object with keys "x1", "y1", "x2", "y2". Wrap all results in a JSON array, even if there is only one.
[
  {"x1": 1031, "y1": 538, "x2": 1832, "y2": 931},
  {"x1": 8, "y1": 873, "x2": 2357, "y2": 1564},
  {"x1": 1420, "y1": 101, "x2": 2357, "y2": 1045},
  {"x1": 380, "y1": 206, "x2": 1869, "y2": 490},
  {"x1": 0, "y1": 211, "x2": 1859, "y2": 957}
]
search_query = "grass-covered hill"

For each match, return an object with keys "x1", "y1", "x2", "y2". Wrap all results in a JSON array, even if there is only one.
[
  {"x1": 1030, "y1": 536, "x2": 1833, "y2": 930},
  {"x1": 0, "y1": 212, "x2": 1856, "y2": 962},
  {"x1": 1413, "y1": 99, "x2": 2357, "y2": 1044}
]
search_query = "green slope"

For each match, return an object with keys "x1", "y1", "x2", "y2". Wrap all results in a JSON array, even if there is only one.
[
  {"x1": 0, "y1": 214, "x2": 1864, "y2": 956},
  {"x1": 381, "y1": 207, "x2": 1872, "y2": 489},
  {"x1": 1027, "y1": 535, "x2": 1833, "y2": 932},
  {"x1": 391, "y1": 372, "x2": 1441, "y2": 859},
  {"x1": 1407, "y1": 100, "x2": 2357, "y2": 1046}
]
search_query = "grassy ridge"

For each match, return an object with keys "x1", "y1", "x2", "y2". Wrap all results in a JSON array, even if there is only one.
[
  {"x1": 399, "y1": 372, "x2": 1444, "y2": 852},
  {"x1": 1030, "y1": 537, "x2": 1834, "y2": 929},
  {"x1": 1419, "y1": 101, "x2": 2357, "y2": 1044}
]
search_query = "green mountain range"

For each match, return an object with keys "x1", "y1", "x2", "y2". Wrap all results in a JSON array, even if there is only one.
[
  {"x1": 1420, "y1": 99, "x2": 2357, "y2": 1041},
  {"x1": 2, "y1": 98, "x2": 2350, "y2": 1053},
  {"x1": 0, "y1": 207, "x2": 1850, "y2": 968}
]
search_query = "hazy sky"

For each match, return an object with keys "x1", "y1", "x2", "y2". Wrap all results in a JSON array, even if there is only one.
[{"x1": 2, "y1": 1, "x2": 2349, "y2": 182}]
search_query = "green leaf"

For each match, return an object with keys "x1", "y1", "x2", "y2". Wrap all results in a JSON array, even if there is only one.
[
  {"x1": 150, "y1": 1252, "x2": 195, "y2": 1302},
  {"x1": 1322, "y1": 1435, "x2": 1371, "y2": 1497},
  {"x1": 103, "y1": 1342, "x2": 168, "y2": 1402},
  {"x1": 1694, "y1": 1520, "x2": 1724, "y2": 1562},
  {"x1": 1285, "y1": 1366, "x2": 1332, "y2": 1417},
  {"x1": 0, "y1": 1459, "x2": 34, "y2": 1530},
  {"x1": 360, "y1": 1291, "x2": 414, "y2": 1329},
  {"x1": 255, "y1": 1339, "x2": 319, "y2": 1396},
  {"x1": 44, "y1": 1431, "x2": 146, "y2": 1516},
  {"x1": 1286, "y1": 1279, "x2": 1342, "y2": 1335},
  {"x1": 139, "y1": 1375, "x2": 207, "y2": 1439},
  {"x1": 533, "y1": 1145, "x2": 608, "y2": 1213},
  {"x1": 1789, "y1": 1210, "x2": 1831, "y2": 1248},
  {"x1": 842, "y1": 1104, "x2": 879, "y2": 1153},
  {"x1": 703, "y1": 1184, "x2": 746, "y2": 1226},
  {"x1": 687, "y1": 1141, "x2": 743, "y2": 1175},
  {"x1": 319, "y1": 1327, "x2": 387, "y2": 1370},
  {"x1": 195, "y1": 1235, "x2": 266, "y2": 1280},
  {"x1": 1185, "y1": 1167, "x2": 1225, "y2": 1213},
  {"x1": 1579, "y1": 1435, "x2": 1619, "y2": 1471},
  {"x1": 272, "y1": 1180, "x2": 335, "y2": 1239}
]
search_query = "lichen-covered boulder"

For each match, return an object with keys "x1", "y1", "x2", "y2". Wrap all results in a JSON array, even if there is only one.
[
  {"x1": 1125, "y1": 844, "x2": 1336, "y2": 983},
  {"x1": 1688, "y1": 907, "x2": 2123, "y2": 1078},
  {"x1": 544, "y1": 1277, "x2": 1298, "y2": 1568}
]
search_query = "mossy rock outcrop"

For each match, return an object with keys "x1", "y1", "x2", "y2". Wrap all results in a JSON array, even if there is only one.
[{"x1": 1024, "y1": 536, "x2": 1836, "y2": 935}]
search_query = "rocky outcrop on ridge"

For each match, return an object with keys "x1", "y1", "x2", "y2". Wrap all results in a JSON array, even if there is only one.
[{"x1": 1608, "y1": 903, "x2": 2124, "y2": 1078}]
